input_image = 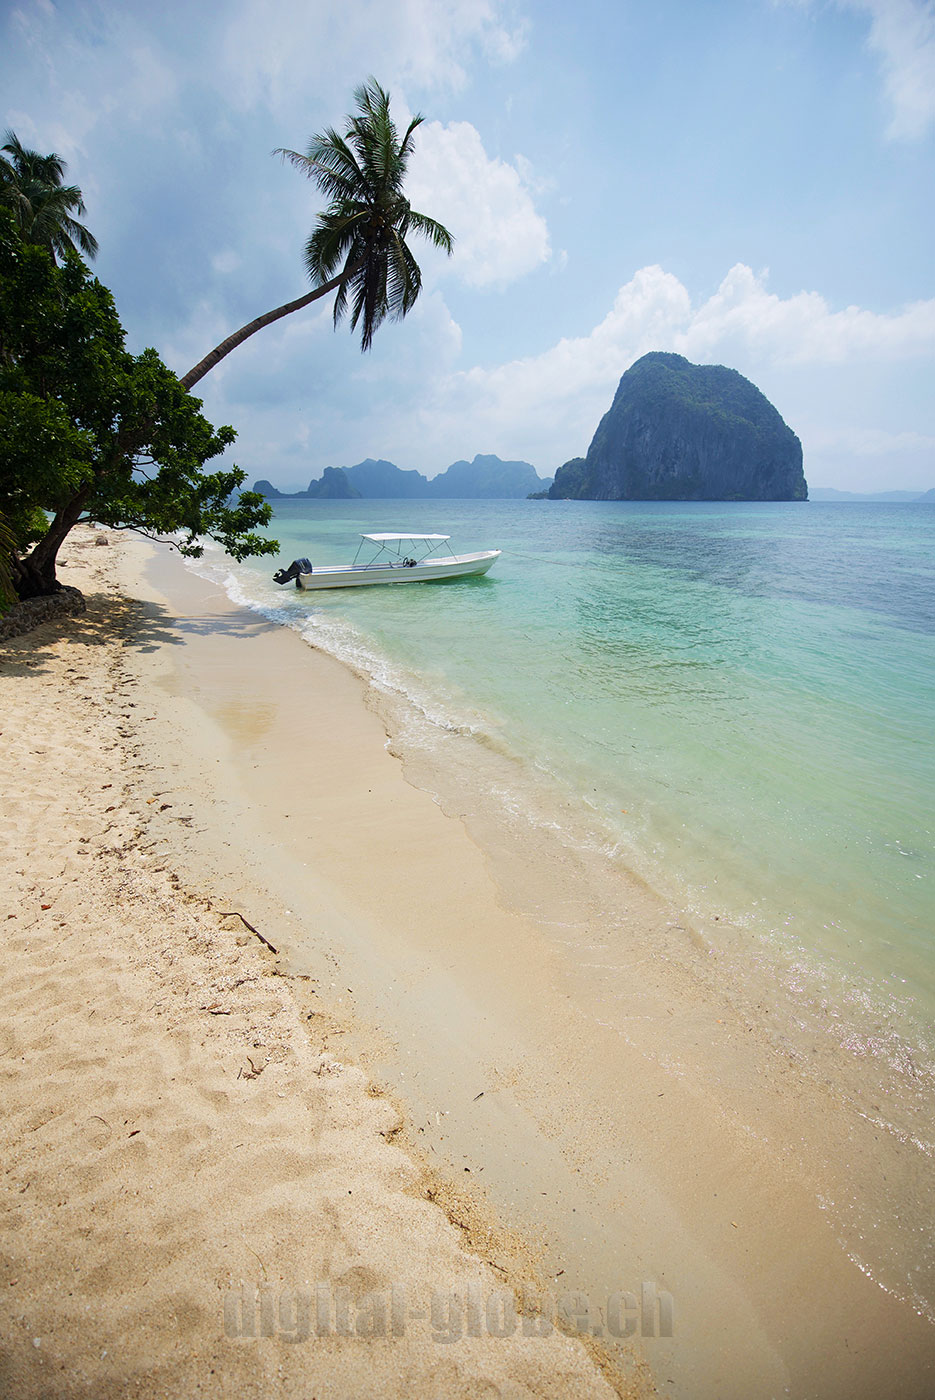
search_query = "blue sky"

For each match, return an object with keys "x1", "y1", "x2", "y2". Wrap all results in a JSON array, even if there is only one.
[{"x1": 3, "y1": 0, "x2": 933, "y2": 490}]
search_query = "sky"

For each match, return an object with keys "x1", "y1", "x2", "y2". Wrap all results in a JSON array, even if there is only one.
[{"x1": 2, "y1": 0, "x2": 934, "y2": 492}]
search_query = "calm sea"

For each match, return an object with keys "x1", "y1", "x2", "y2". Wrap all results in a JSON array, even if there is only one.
[{"x1": 188, "y1": 497, "x2": 935, "y2": 1098}]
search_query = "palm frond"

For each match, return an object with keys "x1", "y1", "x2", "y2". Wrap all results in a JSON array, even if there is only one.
[
  {"x1": 272, "y1": 80, "x2": 454, "y2": 351},
  {"x1": 64, "y1": 215, "x2": 99, "y2": 259},
  {"x1": 348, "y1": 252, "x2": 389, "y2": 352},
  {"x1": 385, "y1": 233, "x2": 422, "y2": 319},
  {"x1": 183, "y1": 80, "x2": 452, "y2": 384},
  {"x1": 53, "y1": 213, "x2": 99, "y2": 260},
  {"x1": 304, "y1": 210, "x2": 366, "y2": 282},
  {"x1": 405, "y1": 209, "x2": 454, "y2": 254},
  {"x1": 350, "y1": 78, "x2": 392, "y2": 135},
  {"x1": 2, "y1": 131, "x2": 67, "y2": 187},
  {"x1": 397, "y1": 114, "x2": 425, "y2": 163},
  {"x1": 0, "y1": 130, "x2": 96, "y2": 261}
]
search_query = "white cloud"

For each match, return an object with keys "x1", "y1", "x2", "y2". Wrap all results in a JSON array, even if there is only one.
[
  {"x1": 841, "y1": 0, "x2": 935, "y2": 139},
  {"x1": 800, "y1": 421, "x2": 935, "y2": 489},
  {"x1": 481, "y1": 13, "x2": 529, "y2": 64},
  {"x1": 413, "y1": 264, "x2": 935, "y2": 472},
  {"x1": 407, "y1": 119, "x2": 550, "y2": 287},
  {"x1": 675, "y1": 263, "x2": 935, "y2": 364},
  {"x1": 3, "y1": 9, "x2": 176, "y2": 163},
  {"x1": 805, "y1": 424, "x2": 935, "y2": 455},
  {"x1": 445, "y1": 266, "x2": 687, "y2": 431},
  {"x1": 512, "y1": 151, "x2": 554, "y2": 197},
  {"x1": 161, "y1": 261, "x2": 934, "y2": 492},
  {"x1": 218, "y1": 0, "x2": 526, "y2": 113},
  {"x1": 781, "y1": 0, "x2": 935, "y2": 137},
  {"x1": 6, "y1": 0, "x2": 526, "y2": 149}
]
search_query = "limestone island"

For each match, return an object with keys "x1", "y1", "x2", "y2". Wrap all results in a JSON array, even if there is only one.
[{"x1": 549, "y1": 351, "x2": 808, "y2": 501}]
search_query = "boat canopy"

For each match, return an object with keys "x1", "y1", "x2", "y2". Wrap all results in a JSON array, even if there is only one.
[{"x1": 360, "y1": 532, "x2": 450, "y2": 542}]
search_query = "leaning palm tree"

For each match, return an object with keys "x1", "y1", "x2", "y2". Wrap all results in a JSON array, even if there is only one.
[
  {"x1": 180, "y1": 79, "x2": 452, "y2": 390},
  {"x1": 0, "y1": 131, "x2": 98, "y2": 262}
]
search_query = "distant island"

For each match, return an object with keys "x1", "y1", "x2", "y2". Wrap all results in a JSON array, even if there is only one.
[
  {"x1": 809, "y1": 487, "x2": 935, "y2": 502},
  {"x1": 549, "y1": 352, "x2": 807, "y2": 501},
  {"x1": 254, "y1": 454, "x2": 552, "y2": 500},
  {"x1": 248, "y1": 418, "x2": 930, "y2": 510}
]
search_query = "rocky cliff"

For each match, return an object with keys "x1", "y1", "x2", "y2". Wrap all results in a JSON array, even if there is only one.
[
  {"x1": 344, "y1": 459, "x2": 430, "y2": 497},
  {"x1": 426, "y1": 455, "x2": 546, "y2": 498},
  {"x1": 255, "y1": 454, "x2": 551, "y2": 499},
  {"x1": 306, "y1": 466, "x2": 360, "y2": 498},
  {"x1": 253, "y1": 467, "x2": 359, "y2": 498},
  {"x1": 549, "y1": 352, "x2": 807, "y2": 501}
]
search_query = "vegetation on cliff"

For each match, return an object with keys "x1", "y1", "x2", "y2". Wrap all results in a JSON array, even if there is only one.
[{"x1": 550, "y1": 352, "x2": 807, "y2": 502}]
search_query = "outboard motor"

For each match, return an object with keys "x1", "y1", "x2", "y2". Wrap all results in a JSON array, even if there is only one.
[{"x1": 273, "y1": 557, "x2": 313, "y2": 587}]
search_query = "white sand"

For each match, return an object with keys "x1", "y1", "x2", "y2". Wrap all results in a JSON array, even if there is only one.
[
  {"x1": 3, "y1": 526, "x2": 934, "y2": 1400},
  {"x1": 0, "y1": 529, "x2": 631, "y2": 1400}
]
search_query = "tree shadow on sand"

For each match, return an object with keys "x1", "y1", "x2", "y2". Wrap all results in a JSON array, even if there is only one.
[{"x1": 0, "y1": 587, "x2": 280, "y2": 677}]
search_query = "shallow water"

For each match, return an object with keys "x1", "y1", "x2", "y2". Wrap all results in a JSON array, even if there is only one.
[{"x1": 189, "y1": 497, "x2": 935, "y2": 1110}]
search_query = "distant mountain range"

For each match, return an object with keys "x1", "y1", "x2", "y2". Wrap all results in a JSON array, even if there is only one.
[
  {"x1": 250, "y1": 455, "x2": 931, "y2": 507},
  {"x1": 809, "y1": 487, "x2": 935, "y2": 502},
  {"x1": 253, "y1": 455, "x2": 553, "y2": 500}
]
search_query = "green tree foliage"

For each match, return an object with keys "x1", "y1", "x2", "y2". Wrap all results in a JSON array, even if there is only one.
[
  {"x1": 0, "y1": 212, "x2": 277, "y2": 600},
  {"x1": 181, "y1": 79, "x2": 453, "y2": 388},
  {"x1": 0, "y1": 130, "x2": 99, "y2": 262}
]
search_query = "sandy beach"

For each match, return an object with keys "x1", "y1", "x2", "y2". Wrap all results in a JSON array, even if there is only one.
[
  {"x1": 0, "y1": 530, "x2": 628, "y2": 1400},
  {"x1": 2, "y1": 527, "x2": 934, "y2": 1399}
]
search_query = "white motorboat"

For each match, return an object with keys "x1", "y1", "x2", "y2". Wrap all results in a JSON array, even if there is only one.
[{"x1": 272, "y1": 533, "x2": 501, "y2": 591}]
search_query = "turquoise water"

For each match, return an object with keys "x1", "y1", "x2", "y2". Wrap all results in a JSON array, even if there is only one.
[{"x1": 191, "y1": 498, "x2": 935, "y2": 1069}]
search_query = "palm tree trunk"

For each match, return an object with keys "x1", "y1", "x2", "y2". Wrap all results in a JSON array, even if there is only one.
[{"x1": 180, "y1": 267, "x2": 359, "y2": 390}]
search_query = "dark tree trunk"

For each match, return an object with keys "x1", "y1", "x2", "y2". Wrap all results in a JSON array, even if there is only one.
[
  {"x1": 13, "y1": 485, "x2": 91, "y2": 600},
  {"x1": 11, "y1": 552, "x2": 60, "y2": 601}
]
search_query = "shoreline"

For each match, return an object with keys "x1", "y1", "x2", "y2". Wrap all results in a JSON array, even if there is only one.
[
  {"x1": 0, "y1": 529, "x2": 627, "y2": 1400},
  {"x1": 3, "y1": 528, "x2": 934, "y2": 1397},
  {"x1": 132, "y1": 536, "x2": 935, "y2": 1392},
  {"x1": 188, "y1": 512, "x2": 935, "y2": 1124}
]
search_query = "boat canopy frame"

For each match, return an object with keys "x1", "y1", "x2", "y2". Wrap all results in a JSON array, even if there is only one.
[{"x1": 351, "y1": 533, "x2": 459, "y2": 571}]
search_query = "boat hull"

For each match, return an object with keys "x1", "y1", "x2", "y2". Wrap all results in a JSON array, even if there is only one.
[{"x1": 296, "y1": 550, "x2": 500, "y2": 590}]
